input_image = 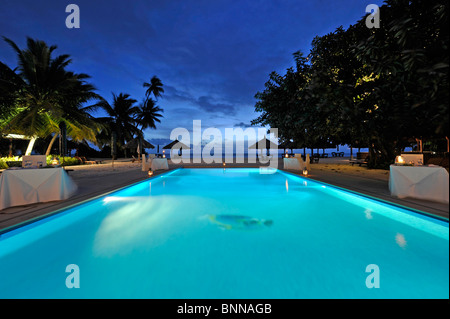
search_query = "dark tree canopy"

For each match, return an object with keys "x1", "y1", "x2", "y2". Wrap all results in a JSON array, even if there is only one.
[{"x1": 253, "y1": 0, "x2": 448, "y2": 168}]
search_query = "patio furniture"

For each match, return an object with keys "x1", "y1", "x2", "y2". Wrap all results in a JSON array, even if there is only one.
[
  {"x1": 151, "y1": 158, "x2": 169, "y2": 171},
  {"x1": 332, "y1": 151, "x2": 345, "y2": 157},
  {"x1": 283, "y1": 157, "x2": 305, "y2": 171},
  {"x1": 349, "y1": 152, "x2": 369, "y2": 166},
  {"x1": 389, "y1": 165, "x2": 449, "y2": 204},
  {"x1": 75, "y1": 156, "x2": 99, "y2": 165},
  {"x1": 399, "y1": 153, "x2": 425, "y2": 166},
  {"x1": 131, "y1": 155, "x2": 140, "y2": 163},
  {"x1": 22, "y1": 155, "x2": 47, "y2": 168},
  {"x1": 0, "y1": 167, "x2": 78, "y2": 210}
]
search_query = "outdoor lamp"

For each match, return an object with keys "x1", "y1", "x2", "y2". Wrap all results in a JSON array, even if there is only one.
[
  {"x1": 148, "y1": 168, "x2": 153, "y2": 177},
  {"x1": 52, "y1": 157, "x2": 59, "y2": 166},
  {"x1": 303, "y1": 168, "x2": 308, "y2": 176},
  {"x1": 395, "y1": 156, "x2": 405, "y2": 164}
]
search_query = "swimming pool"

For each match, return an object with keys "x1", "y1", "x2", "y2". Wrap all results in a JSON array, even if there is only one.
[{"x1": 0, "y1": 168, "x2": 448, "y2": 298}]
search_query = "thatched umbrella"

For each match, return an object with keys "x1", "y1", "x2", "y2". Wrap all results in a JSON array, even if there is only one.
[
  {"x1": 163, "y1": 139, "x2": 190, "y2": 156},
  {"x1": 123, "y1": 137, "x2": 155, "y2": 149},
  {"x1": 124, "y1": 137, "x2": 155, "y2": 160},
  {"x1": 248, "y1": 136, "x2": 278, "y2": 155}
]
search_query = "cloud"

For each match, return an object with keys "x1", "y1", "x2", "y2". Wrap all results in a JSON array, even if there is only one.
[
  {"x1": 196, "y1": 96, "x2": 236, "y2": 115},
  {"x1": 0, "y1": 0, "x2": 387, "y2": 143},
  {"x1": 164, "y1": 86, "x2": 236, "y2": 116},
  {"x1": 234, "y1": 122, "x2": 253, "y2": 128}
]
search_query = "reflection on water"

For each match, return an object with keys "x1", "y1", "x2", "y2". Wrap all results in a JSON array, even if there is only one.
[
  {"x1": 94, "y1": 198, "x2": 170, "y2": 257},
  {"x1": 395, "y1": 233, "x2": 407, "y2": 249}
]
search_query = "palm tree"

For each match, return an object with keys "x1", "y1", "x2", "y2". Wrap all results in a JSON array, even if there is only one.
[
  {"x1": 136, "y1": 98, "x2": 163, "y2": 130},
  {"x1": 96, "y1": 93, "x2": 141, "y2": 149},
  {"x1": 0, "y1": 62, "x2": 22, "y2": 125},
  {"x1": 143, "y1": 76, "x2": 164, "y2": 101},
  {"x1": 43, "y1": 72, "x2": 102, "y2": 155},
  {"x1": 0, "y1": 37, "x2": 102, "y2": 155},
  {"x1": 140, "y1": 76, "x2": 164, "y2": 146}
]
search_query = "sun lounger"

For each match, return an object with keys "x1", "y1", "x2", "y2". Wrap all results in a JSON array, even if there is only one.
[
  {"x1": 131, "y1": 155, "x2": 141, "y2": 163},
  {"x1": 349, "y1": 152, "x2": 369, "y2": 166},
  {"x1": 75, "y1": 156, "x2": 102, "y2": 165}
]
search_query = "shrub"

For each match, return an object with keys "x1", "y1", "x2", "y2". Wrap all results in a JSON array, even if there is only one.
[
  {"x1": 0, "y1": 159, "x2": 8, "y2": 169},
  {"x1": 46, "y1": 155, "x2": 81, "y2": 166}
]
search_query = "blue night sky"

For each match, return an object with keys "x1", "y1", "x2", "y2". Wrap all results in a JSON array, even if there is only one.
[{"x1": 0, "y1": 0, "x2": 384, "y2": 145}]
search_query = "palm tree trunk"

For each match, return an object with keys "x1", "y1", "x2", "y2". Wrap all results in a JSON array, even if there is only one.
[
  {"x1": 25, "y1": 136, "x2": 37, "y2": 155},
  {"x1": 45, "y1": 133, "x2": 59, "y2": 156},
  {"x1": 8, "y1": 138, "x2": 13, "y2": 157}
]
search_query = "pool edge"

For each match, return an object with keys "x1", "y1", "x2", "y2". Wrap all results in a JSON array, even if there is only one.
[
  {"x1": 1, "y1": 167, "x2": 447, "y2": 238},
  {"x1": 279, "y1": 169, "x2": 449, "y2": 223},
  {"x1": 0, "y1": 167, "x2": 182, "y2": 237}
]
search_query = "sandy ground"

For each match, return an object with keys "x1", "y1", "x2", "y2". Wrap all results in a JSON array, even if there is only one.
[
  {"x1": 312, "y1": 160, "x2": 390, "y2": 181},
  {"x1": 64, "y1": 159, "x2": 144, "y2": 177},
  {"x1": 0, "y1": 157, "x2": 447, "y2": 231},
  {"x1": 64, "y1": 157, "x2": 389, "y2": 181}
]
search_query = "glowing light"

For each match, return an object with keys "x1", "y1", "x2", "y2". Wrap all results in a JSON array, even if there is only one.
[
  {"x1": 395, "y1": 156, "x2": 405, "y2": 164},
  {"x1": 102, "y1": 196, "x2": 129, "y2": 203},
  {"x1": 395, "y1": 233, "x2": 407, "y2": 248}
]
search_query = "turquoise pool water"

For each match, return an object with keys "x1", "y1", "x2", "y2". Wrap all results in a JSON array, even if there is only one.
[{"x1": 0, "y1": 168, "x2": 448, "y2": 298}]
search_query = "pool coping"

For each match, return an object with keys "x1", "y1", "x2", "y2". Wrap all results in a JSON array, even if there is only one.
[
  {"x1": 0, "y1": 166, "x2": 447, "y2": 237},
  {"x1": 279, "y1": 169, "x2": 449, "y2": 223},
  {"x1": 0, "y1": 168, "x2": 182, "y2": 236}
]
